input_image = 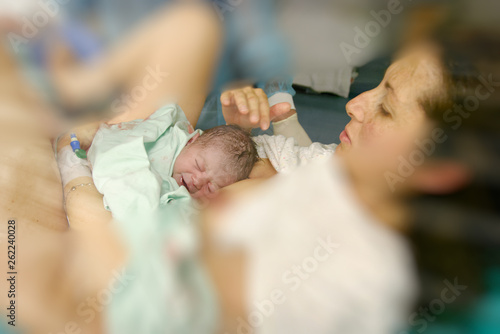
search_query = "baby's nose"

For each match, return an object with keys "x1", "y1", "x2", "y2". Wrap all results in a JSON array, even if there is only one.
[{"x1": 192, "y1": 174, "x2": 207, "y2": 190}]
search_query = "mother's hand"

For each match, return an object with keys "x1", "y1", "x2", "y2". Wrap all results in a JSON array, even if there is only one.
[
  {"x1": 221, "y1": 86, "x2": 293, "y2": 131},
  {"x1": 221, "y1": 87, "x2": 270, "y2": 130}
]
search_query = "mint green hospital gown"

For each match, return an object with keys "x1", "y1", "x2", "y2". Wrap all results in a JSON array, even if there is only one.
[{"x1": 87, "y1": 104, "x2": 217, "y2": 334}]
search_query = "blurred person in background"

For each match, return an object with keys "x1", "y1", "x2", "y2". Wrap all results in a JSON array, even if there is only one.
[{"x1": 3, "y1": 0, "x2": 308, "y2": 143}]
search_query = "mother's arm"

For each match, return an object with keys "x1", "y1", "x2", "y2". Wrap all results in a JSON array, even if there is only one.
[
  {"x1": 249, "y1": 158, "x2": 278, "y2": 179},
  {"x1": 0, "y1": 42, "x2": 125, "y2": 333},
  {"x1": 221, "y1": 86, "x2": 312, "y2": 145},
  {"x1": 56, "y1": 122, "x2": 113, "y2": 230}
]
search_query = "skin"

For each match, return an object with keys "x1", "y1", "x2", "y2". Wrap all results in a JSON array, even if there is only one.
[
  {"x1": 336, "y1": 44, "x2": 443, "y2": 159},
  {"x1": 0, "y1": 45, "x2": 118, "y2": 333},
  {"x1": 327, "y1": 44, "x2": 447, "y2": 232},
  {"x1": 221, "y1": 87, "x2": 295, "y2": 130},
  {"x1": 172, "y1": 138, "x2": 237, "y2": 200}
]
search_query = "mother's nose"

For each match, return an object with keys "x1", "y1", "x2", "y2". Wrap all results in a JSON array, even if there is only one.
[{"x1": 346, "y1": 93, "x2": 367, "y2": 123}]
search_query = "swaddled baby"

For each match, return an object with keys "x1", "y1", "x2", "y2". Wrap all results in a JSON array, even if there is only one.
[
  {"x1": 58, "y1": 103, "x2": 259, "y2": 218},
  {"x1": 172, "y1": 124, "x2": 258, "y2": 199},
  {"x1": 84, "y1": 103, "x2": 259, "y2": 208}
]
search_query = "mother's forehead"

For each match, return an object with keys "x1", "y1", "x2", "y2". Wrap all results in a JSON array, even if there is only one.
[
  {"x1": 385, "y1": 53, "x2": 444, "y2": 100},
  {"x1": 390, "y1": 51, "x2": 442, "y2": 79}
]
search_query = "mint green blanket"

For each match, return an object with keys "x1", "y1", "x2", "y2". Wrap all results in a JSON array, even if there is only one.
[{"x1": 87, "y1": 104, "x2": 217, "y2": 334}]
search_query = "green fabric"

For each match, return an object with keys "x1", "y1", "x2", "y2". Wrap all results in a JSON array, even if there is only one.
[
  {"x1": 87, "y1": 104, "x2": 217, "y2": 334},
  {"x1": 88, "y1": 103, "x2": 200, "y2": 216}
]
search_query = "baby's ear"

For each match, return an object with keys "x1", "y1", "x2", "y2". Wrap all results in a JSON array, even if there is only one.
[{"x1": 187, "y1": 133, "x2": 200, "y2": 145}]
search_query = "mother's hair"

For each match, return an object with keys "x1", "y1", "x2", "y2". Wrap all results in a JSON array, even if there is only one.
[
  {"x1": 408, "y1": 25, "x2": 500, "y2": 311},
  {"x1": 418, "y1": 39, "x2": 480, "y2": 122}
]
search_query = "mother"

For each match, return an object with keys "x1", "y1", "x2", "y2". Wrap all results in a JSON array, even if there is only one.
[
  {"x1": 0, "y1": 5, "x2": 469, "y2": 334},
  {"x1": 202, "y1": 42, "x2": 471, "y2": 334}
]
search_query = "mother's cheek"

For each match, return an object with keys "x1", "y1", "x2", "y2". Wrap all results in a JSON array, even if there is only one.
[
  {"x1": 365, "y1": 122, "x2": 412, "y2": 159},
  {"x1": 360, "y1": 122, "x2": 386, "y2": 147}
]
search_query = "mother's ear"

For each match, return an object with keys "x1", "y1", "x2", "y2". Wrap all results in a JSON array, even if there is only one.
[
  {"x1": 187, "y1": 132, "x2": 200, "y2": 145},
  {"x1": 408, "y1": 160, "x2": 472, "y2": 195}
]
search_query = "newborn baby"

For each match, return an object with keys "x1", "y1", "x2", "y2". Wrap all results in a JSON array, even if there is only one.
[
  {"x1": 57, "y1": 103, "x2": 258, "y2": 223},
  {"x1": 172, "y1": 124, "x2": 258, "y2": 199},
  {"x1": 81, "y1": 103, "x2": 258, "y2": 215}
]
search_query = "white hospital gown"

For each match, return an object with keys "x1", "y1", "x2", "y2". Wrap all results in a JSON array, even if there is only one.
[
  {"x1": 253, "y1": 134, "x2": 337, "y2": 173},
  {"x1": 216, "y1": 156, "x2": 417, "y2": 334}
]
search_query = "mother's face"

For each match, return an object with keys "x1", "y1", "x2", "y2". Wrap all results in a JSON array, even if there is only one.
[{"x1": 336, "y1": 47, "x2": 444, "y2": 157}]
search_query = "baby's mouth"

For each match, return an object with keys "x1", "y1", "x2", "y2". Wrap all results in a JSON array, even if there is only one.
[{"x1": 180, "y1": 176, "x2": 190, "y2": 192}]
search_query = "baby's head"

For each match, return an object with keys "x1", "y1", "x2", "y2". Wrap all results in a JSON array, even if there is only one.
[{"x1": 172, "y1": 125, "x2": 258, "y2": 199}]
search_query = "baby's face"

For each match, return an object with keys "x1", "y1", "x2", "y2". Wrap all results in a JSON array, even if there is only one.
[{"x1": 172, "y1": 143, "x2": 236, "y2": 200}]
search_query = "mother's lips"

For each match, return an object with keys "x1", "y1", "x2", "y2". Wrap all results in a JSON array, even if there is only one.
[{"x1": 339, "y1": 128, "x2": 351, "y2": 145}]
